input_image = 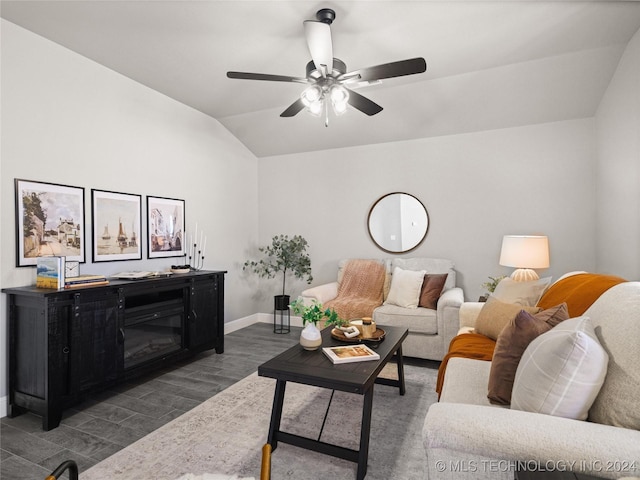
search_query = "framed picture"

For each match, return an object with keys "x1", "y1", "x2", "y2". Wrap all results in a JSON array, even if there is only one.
[
  {"x1": 91, "y1": 189, "x2": 142, "y2": 262},
  {"x1": 147, "y1": 196, "x2": 186, "y2": 259},
  {"x1": 15, "y1": 179, "x2": 85, "y2": 267}
]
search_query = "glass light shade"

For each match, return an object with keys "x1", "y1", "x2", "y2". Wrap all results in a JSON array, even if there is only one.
[
  {"x1": 307, "y1": 100, "x2": 323, "y2": 116},
  {"x1": 499, "y1": 235, "x2": 550, "y2": 281},
  {"x1": 329, "y1": 85, "x2": 349, "y2": 115},
  {"x1": 301, "y1": 85, "x2": 322, "y2": 106},
  {"x1": 332, "y1": 100, "x2": 348, "y2": 115},
  {"x1": 329, "y1": 85, "x2": 349, "y2": 104}
]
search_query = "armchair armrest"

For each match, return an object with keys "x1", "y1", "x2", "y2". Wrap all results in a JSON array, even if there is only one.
[
  {"x1": 437, "y1": 287, "x2": 465, "y2": 358},
  {"x1": 438, "y1": 287, "x2": 465, "y2": 312},
  {"x1": 459, "y1": 301, "x2": 484, "y2": 330},
  {"x1": 300, "y1": 282, "x2": 338, "y2": 305},
  {"x1": 424, "y1": 402, "x2": 640, "y2": 479}
]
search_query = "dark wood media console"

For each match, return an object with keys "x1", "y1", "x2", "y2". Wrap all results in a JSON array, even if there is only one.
[{"x1": 2, "y1": 270, "x2": 225, "y2": 430}]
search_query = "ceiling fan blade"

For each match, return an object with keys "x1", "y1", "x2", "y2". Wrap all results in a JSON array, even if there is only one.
[
  {"x1": 347, "y1": 90, "x2": 383, "y2": 116},
  {"x1": 303, "y1": 20, "x2": 333, "y2": 74},
  {"x1": 280, "y1": 98, "x2": 306, "y2": 117},
  {"x1": 341, "y1": 57, "x2": 426, "y2": 83},
  {"x1": 227, "y1": 71, "x2": 308, "y2": 84}
]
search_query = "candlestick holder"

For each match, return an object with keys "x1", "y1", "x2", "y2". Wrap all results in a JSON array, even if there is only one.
[
  {"x1": 188, "y1": 244, "x2": 206, "y2": 271},
  {"x1": 184, "y1": 226, "x2": 207, "y2": 271}
]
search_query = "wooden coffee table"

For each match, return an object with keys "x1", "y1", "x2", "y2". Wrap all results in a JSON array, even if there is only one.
[{"x1": 258, "y1": 325, "x2": 409, "y2": 480}]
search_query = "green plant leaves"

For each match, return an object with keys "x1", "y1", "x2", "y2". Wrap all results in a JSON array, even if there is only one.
[{"x1": 244, "y1": 234, "x2": 313, "y2": 295}]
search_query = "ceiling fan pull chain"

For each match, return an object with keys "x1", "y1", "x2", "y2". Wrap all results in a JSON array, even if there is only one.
[{"x1": 325, "y1": 104, "x2": 329, "y2": 127}]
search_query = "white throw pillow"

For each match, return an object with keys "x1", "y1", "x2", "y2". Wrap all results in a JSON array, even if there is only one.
[
  {"x1": 511, "y1": 316, "x2": 608, "y2": 420},
  {"x1": 384, "y1": 267, "x2": 426, "y2": 309},
  {"x1": 492, "y1": 276, "x2": 552, "y2": 306}
]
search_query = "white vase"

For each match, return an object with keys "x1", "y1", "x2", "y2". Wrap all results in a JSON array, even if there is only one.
[{"x1": 300, "y1": 323, "x2": 322, "y2": 350}]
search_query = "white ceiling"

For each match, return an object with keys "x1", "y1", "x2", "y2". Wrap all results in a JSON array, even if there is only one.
[{"x1": 2, "y1": 1, "x2": 640, "y2": 157}]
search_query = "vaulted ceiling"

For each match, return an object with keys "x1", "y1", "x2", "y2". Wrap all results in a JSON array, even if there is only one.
[{"x1": 3, "y1": 1, "x2": 640, "y2": 157}]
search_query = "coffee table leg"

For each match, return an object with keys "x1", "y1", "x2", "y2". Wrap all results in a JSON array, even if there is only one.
[
  {"x1": 357, "y1": 386, "x2": 374, "y2": 480},
  {"x1": 268, "y1": 379, "x2": 287, "y2": 450},
  {"x1": 396, "y1": 345, "x2": 406, "y2": 396}
]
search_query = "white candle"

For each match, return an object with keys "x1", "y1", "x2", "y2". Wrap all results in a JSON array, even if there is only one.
[
  {"x1": 194, "y1": 223, "x2": 198, "y2": 247},
  {"x1": 202, "y1": 236, "x2": 207, "y2": 257},
  {"x1": 200, "y1": 231, "x2": 204, "y2": 252}
]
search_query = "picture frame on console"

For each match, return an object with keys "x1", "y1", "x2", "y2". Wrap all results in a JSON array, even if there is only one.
[
  {"x1": 146, "y1": 196, "x2": 186, "y2": 259},
  {"x1": 14, "y1": 178, "x2": 85, "y2": 267},
  {"x1": 91, "y1": 189, "x2": 142, "y2": 262}
]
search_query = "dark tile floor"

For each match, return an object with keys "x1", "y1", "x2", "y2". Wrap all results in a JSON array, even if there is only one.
[{"x1": 0, "y1": 323, "x2": 302, "y2": 480}]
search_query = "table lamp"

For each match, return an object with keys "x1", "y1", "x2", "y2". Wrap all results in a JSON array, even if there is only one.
[{"x1": 499, "y1": 235, "x2": 549, "y2": 281}]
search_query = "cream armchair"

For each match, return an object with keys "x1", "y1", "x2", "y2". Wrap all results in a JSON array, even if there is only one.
[{"x1": 300, "y1": 257, "x2": 464, "y2": 361}]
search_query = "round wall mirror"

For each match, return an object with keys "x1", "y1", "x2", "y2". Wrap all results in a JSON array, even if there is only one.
[{"x1": 367, "y1": 192, "x2": 429, "y2": 254}]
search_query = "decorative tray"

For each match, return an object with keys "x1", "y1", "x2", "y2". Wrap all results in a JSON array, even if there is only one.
[{"x1": 331, "y1": 327, "x2": 386, "y2": 343}]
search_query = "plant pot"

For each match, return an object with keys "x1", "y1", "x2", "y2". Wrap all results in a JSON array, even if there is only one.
[
  {"x1": 274, "y1": 294, "x2": 290, "y2": 311},
  {"x1": 300, "y1": 323, "x2": 322, "y2": 351},
  {"x1": 273, "y1": 295, "x2": 290, "y2": 334}
]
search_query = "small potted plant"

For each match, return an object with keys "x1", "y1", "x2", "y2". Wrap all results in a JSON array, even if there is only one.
[
  {"x1": 290, "y1": 299, "x2": 342, "y2": 350},
  {"x1": 244, "y1": 234, "x2": 313, "y2": 318}
]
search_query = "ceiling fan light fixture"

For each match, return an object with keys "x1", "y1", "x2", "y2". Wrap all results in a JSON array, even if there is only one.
[
  {"x1": 301, "y1": 85, "x2": 323, "y2": 106},
  {"x1": 330, "y1": 85, "x2": 349, "y2": 104},
  {"x1": 329, "y1": 85, "x2": 349, "y2": 116},
  {"x1": 307, "y1": 100, "x2": 324, "y2": 116},
  {"x1": 332, "y1": 101, "x2": 348, "y2": 116}
]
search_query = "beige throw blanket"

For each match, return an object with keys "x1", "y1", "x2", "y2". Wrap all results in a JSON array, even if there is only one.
[{"x1": 324, "y1": 259, "x2": 386, "y2": 324}]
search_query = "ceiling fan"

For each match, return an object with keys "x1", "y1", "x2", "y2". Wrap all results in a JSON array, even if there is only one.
[{"x1": 227, "y1": 8, "x2": 427, "y2": 126}]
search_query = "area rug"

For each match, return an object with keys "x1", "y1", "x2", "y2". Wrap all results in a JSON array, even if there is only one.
[{"x1": 82, "y1": 363, "x2": 438, "y2": 479}]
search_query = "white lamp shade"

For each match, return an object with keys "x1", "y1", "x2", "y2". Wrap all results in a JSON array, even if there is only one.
[{"x1": 499, "y1": 235, "x2": 550, "y2": 269}]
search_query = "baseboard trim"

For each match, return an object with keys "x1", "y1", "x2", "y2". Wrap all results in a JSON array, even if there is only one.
[{"x1": 224, "y1": 313, "x2": 303, "y2": 334}]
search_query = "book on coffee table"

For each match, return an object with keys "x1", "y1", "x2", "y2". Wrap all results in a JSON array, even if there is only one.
[{"x1": 322, "y1": 344, "x2": 380, "y2": 364}]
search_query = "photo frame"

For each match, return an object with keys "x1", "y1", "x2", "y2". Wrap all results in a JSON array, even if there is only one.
[
  {"x1": 15, "y1": 178, "x2": 85, "y2": 267},
  {"x1": 92, "y1": 189, "x2": 142, "y2": 262},
  {"x1": 147, "y1": 196, "x2": 186, "y2": 259}
]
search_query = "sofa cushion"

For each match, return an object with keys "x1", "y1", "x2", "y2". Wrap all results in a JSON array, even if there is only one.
[
  {"x1": 391, "y1": 258, "x2": 456, "y2": 291},
  {"x1": 436, "y1": 333, "x2": 496, "y2": 396},
  {"x1": 584, "y1": 282, "x2": 640, "y2": 430},
  {"x1": 418, "y1": 273, "x2": 448, "y2": 309},
  {"x1": 439, "y1": 357, "x2": 499, "y2": 406},
  {"x1": 373, "y1": 304, "x2": 437, "y2": 335},
  {"x1": 488, "y1": 303, "x2": 569, "y2": 405},
  {"x1": 474, "y1": 296, "x2": 541, "y2": 340},
  {"x1": 492, "y1": 276, "x2": 552, "y2": 306},
  {"x1": 384, "y1": 267, "x2": 425, "y2": 309},
  {"x1": 511, "y1": 316, "x2": 608, "y2": 420}
]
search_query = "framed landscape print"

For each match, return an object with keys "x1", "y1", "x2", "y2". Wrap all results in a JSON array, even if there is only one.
[
  {"x1": 92, "y1": 189, "x2": 142, "y2": 262},
  {"x1": 147, "y1": 196, "x2": 185, "y2": 259},
  {"x1": 15, "y1": 178, "x2": 85, "y2": 267}
]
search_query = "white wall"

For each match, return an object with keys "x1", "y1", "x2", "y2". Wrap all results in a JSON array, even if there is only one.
[
  {"x1": 258, "y1": 118, "x2": 597, "y2": 308},
  {"x1": 595, "y1": 27, "x2": 640, "y2": 280},
  {"x1": 0, "y1": 21, "x2": 260, "y2": 410}
]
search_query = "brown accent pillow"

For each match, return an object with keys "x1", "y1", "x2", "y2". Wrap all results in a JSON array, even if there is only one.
[
  {"x1": 475, "y1": 295, "x2": 541, "y2": 340},
  {"x1": 487, "y1": 303, "x2": 570, "y2": 405},
  {"x1": 418, "y1": 273, "x2": 448, "y2": 309}
]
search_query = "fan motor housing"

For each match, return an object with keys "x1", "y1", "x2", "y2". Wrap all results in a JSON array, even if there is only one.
[
  {"x1": 306, "y1": 58, "x2": 346, "y2": 79},
  {"x1": 316, "y1": 8, "x2": 336, "y2": 24}
]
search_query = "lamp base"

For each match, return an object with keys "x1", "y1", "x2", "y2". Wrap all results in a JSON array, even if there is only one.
[{"x1": 510, "y1": 268, "x2": 539, "y2": 282}]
